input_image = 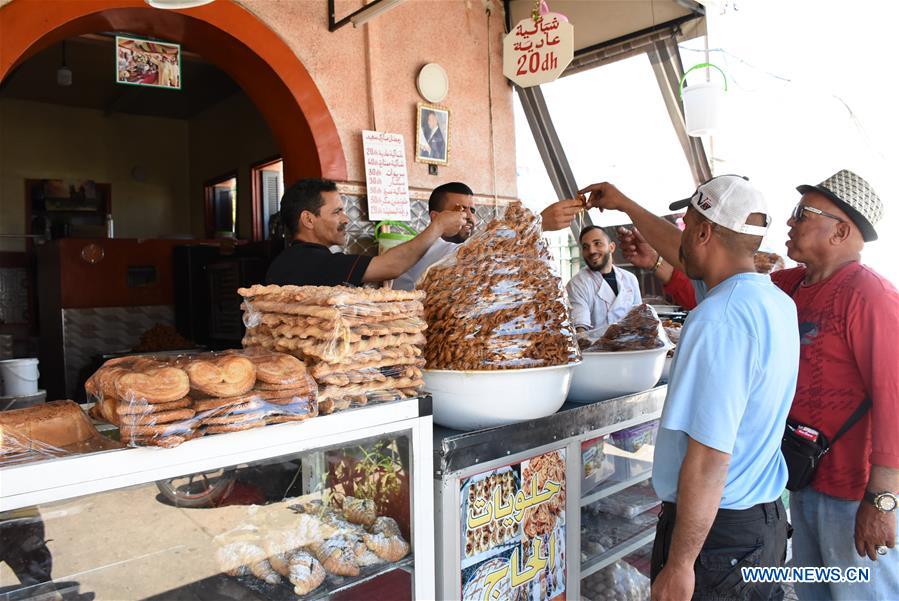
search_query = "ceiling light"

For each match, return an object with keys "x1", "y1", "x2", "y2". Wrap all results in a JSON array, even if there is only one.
[
  {"x1": 350, "y1": 0, "x2": 404, "y2": 27},
  {"x1": 145, "y1": 0, "x2": 215, "y2": 9}
]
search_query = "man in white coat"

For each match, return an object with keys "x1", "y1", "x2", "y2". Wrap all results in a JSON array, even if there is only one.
[{"x1": 567, "y1": 225, "x2": 642, "y2": 331}]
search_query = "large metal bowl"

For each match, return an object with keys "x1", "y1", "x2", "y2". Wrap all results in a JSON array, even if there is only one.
[
  {"x1": 568, "y1": 347, "x2": 668, "y2": 403},
  {"x1": 422, "y1": 363, "x2": 578, "y2": 431}
]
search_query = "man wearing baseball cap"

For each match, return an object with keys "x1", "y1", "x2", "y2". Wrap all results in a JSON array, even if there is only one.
[
  {"x1": 773, "y1": 170, "x2": 899, "y2": 601},
  {"x1": 580, "y1": 176, "x2": 799, "y2": 601}
]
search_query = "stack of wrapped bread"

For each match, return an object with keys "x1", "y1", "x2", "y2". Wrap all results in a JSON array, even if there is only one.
[
  {"x1": 86, "y1": 349, "x2": 317, "y2": 448},
  {"x1": 419, "y1": 203, "x2": 580, "y2": 370},
  {"x1": 239, "y1": 285, "x2": 427, "y2": 413},
  {"x1": 215, "y1": 497, "x2": 410, "y2": 596}
]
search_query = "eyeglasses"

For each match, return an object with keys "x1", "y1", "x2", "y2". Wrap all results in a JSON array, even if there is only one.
[{"x1": 791, "y1": 203, "x2": 844, "y2": 223}]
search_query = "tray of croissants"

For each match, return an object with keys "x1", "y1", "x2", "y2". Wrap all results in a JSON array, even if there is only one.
[
  {"x1": 214, "y1": 496, "x2": 411, "y2": 598},
  {"x1": 86, "y1": 348, "x2": 319, "y2": 448}
]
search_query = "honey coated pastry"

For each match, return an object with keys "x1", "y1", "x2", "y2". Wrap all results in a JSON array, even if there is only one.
[
  {"x1": 236, "y1": 349, "x2": 308, "y2": 385},
  {"x1": 119, "y1": 408, "x2": 196, "y2": 425},
  {"x1": 184, "y1": 355, "x2": 256, "y2": 398},
  {"x1": 238, "y1": 284, "x2": 424, "y2": 305},
  {"x1": 204, "y1": 420, "x2": 266, "y2": 434},
  {"x1": 419, "y1": 203, "x2": 579, "y2": 370}
]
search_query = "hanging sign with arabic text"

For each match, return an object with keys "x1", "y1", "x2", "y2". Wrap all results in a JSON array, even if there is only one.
[
  {"x1": 460, "y1": 449, "x2": 567, "y2": 601},
  {"x1": 503, "y1": 13, "x2": 573, "y2": 88}
]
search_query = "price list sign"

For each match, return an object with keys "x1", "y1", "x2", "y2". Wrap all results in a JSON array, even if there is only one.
[{"x1": 362, "y1": 130, "x2": 412, "y2": 221}]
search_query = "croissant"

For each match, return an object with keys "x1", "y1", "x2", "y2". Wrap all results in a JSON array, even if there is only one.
[
  {"x1": 363, "y1": 532, "x2": 410, "y2": 563},
  {"x1": 343, "y1": 496, "x2": 377, "y2": 527},
  {"x1": 311, "y1": 537, "x2": 360, "y2": 577},
  {"x1": 249, "y1": 558, "x2": 281, "y2": 584},
  {"x1": 268, "y1": 551, "x2": 291, "y2": 578},
  {"x1": 288, "y1": 551, "x2": 327, "y2": 595},
  {"x1": 216, "y1": 542, "x2": 265, "y2": 578},
  {"x1": 371, "y1": 516, "x2": 402, "y2": 538}
]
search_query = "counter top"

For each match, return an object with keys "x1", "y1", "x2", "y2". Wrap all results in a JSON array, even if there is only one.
[{"x1": 433, "y1": 385, "x2": 666, "y2": 476}]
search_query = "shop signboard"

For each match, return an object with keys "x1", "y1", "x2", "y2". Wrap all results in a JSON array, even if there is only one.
[
  {"x1": 115, "y1": 36, "x2": 181, "y2": 90},
  {"x1": 502, "y1": 13, "x2": 573, "y2": 88},
  {"x1": 460, "y1": 449, "x2": 567, "y2": 601},
  {"x1": 362, "y1": 130, "x2": 412, "y2": 221}
]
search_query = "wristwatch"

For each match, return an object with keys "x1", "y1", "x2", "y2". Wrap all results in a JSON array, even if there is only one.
[{"x1": 864, "y1": 491, "x2": 898, "y2": 513}]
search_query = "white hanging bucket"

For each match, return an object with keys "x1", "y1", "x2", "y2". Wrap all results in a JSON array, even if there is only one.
[
  {"x1": 679, "y1": 63, "x2": 727, "y2": 137},
  {"x1": 0, "y1": 358, "x2": 40, "y2": 396}
]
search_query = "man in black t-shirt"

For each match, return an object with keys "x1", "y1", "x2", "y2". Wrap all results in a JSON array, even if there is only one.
[{"x1": 266, "y1": 178, "x2": 466, "y2": 287}]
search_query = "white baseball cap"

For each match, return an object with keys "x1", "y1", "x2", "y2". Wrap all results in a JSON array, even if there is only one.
[{"x1": 669, "y1": 175, "x2": 770, "y2": 237}]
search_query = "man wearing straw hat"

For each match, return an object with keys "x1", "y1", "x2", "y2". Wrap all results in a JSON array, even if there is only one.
[
  {"x1": 581, "y1": 175, "x2": 798, "y2": 601},
  {"x1": 586, "y1": 170, "x2": 899, "y2": 600}
]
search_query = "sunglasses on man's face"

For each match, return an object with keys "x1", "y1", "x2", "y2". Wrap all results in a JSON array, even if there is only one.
[{"x1": 791, "y1": 203, "x2": 844, "y2": 223}]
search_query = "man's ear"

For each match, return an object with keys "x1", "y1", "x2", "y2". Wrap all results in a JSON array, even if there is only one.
[
  {"x1": 697, "y1": 221, "x2": 714, "y2": 245},
  {"x1": 831, "y1": 221, "x2": 852, "y2": 245},
  {"x1": 299, "y1": 210, "x2": 316, "y2": 230},
  {"x1": 429, "y1": 210, "x2": 441, "y2": 221},
  {"x1": 609, "y1": 241, "x2": 617, "y2": 254}
]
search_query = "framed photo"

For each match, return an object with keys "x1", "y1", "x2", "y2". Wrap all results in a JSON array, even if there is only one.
[
  {"x1": 415, "y1": 103, "x2": 449, "y2": 165},
  {"x1": 115, "y1": 36, "x2": 181, "y2": 90}
]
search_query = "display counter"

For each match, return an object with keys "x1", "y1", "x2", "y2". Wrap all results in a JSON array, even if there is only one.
[
  {"x1": 434, "y1": 385, "x2": 666, "y2": 601},
  {"x1": 0, "y1": 397, "x2": 435, "y2": 600}
]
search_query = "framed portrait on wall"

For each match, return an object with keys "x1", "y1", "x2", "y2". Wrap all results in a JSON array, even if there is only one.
[{"x1": 415, "y1": 103, "x2": 449, "y2": 165}]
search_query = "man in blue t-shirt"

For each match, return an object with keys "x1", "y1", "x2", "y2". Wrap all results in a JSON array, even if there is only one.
[{"x1": 580, "y1": 175, "x2": 799, "y2": 601}]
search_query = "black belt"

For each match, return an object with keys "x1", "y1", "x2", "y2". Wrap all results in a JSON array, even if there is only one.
[{"x1": 660, "y1": 499, "x2": 783, "y2": 524}]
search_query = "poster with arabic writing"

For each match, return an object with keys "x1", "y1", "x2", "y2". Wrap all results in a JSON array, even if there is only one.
[
  {"x1": 362, "y1": 130, "x2": 412, "y2": 221},
  {"x1": 460, "y1": 449, "x2": 566, "y2": 601}
]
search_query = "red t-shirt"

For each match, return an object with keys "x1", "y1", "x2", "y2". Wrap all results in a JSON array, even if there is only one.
[
  {"x1": 663, "y1": 269, "x2": 698, "y2": 309},
  {"x1": 772, "y1": 263, "x2": 899, "y2": 500}
]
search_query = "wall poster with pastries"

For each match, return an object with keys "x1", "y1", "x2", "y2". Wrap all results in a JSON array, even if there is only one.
[{"x1": 460, "y1": 449, "x2": 567, "y2": 601}]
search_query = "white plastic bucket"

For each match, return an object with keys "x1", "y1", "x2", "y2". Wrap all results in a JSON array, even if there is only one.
[
  {"x1": 0, "y1": 358, "x2": 40, "y2": 396},
  {"x1": 679, "y1": 63, "x2": 727, "y2": 137}
]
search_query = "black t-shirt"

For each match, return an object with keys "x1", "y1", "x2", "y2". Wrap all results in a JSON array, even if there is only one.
[
  {"x1": 602, "y1": 270, "x2": 619, "y2": 296},
  {"x1": 265, "y1": 242, "x2": 373, "y2": 287}
]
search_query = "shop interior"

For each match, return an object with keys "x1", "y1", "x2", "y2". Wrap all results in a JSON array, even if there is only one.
[{"x1": 0, "y1": 32, "x2": 293, "y2": 400}]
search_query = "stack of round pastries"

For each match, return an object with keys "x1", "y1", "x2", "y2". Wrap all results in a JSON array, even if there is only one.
[
  {"x1": 239, "y1": 285, "x2": 427, "y2": 413},
  {"x1": 86, "y1": 349, "x2": 317, "y2": 447}
]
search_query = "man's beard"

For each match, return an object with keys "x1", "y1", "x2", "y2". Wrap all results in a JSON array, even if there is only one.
[
  {"x1": 446, "y1": 223, "x2": 473, "y2": 244},
  {"x1": 588, "y1": 252, "x2": 611, "y2": 272}
]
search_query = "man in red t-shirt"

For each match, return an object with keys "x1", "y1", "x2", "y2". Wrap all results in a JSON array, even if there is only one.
[{"x1": 582, "y1": 170, "x2": 899, "y2": 600}]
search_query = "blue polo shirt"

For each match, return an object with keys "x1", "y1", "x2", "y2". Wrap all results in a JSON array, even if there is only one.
[{"x1": 652, "y1": 272, "x2": 799, "y2": 509}]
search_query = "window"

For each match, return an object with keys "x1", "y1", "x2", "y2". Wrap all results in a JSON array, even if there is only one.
[
  {"x1": 251, "y1": 158, "x2": 284, "y2": 241},
  {"x1": 204, "y1": 173, "x2": 237, "y2": 239}
]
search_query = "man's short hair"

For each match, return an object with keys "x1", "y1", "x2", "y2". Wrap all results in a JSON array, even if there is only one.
[
  {"x1": 280, "y1": 178, "x2": 338, "y2": 237},
  {"x1": 579, "y1": 225, "x2": 609, "y2": 243},
  {"x1": 428, "y1": 182, "x2": 474, "y2": 212}
]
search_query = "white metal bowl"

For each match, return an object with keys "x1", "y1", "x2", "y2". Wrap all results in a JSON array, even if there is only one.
[
  {"x1": 568, "y1": 347, "x2": 669, "y2": 403},
  {"x1": 423, "y1": 363, "x2": 578, "y2": 431}
]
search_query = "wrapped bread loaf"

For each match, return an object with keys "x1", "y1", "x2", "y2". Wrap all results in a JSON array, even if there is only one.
[{"x1": 419, "y1": 203, "x2": 580, "y2": 370}]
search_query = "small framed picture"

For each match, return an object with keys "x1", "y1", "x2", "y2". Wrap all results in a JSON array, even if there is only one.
[
  {"x1": 115, "y1": 36, "x2": 181, "y2": 90},
  {"x1": 415, "y1": 103, "x2": 449, "y2": 165}
]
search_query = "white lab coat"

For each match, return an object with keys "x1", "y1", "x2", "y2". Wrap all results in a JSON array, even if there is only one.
[
  {"x1": 393, "y1": 238, "x2": 458, "y2": 291},
  {"x1": 566, "y1": 264, "x2": 642, "y2": 330}
]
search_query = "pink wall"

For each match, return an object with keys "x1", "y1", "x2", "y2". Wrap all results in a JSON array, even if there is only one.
[{"x1": 237, "y1": 0, "x2": 518, "y2": 199}]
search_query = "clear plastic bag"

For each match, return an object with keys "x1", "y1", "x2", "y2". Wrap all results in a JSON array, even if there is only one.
[
  {"x1": 238, "y1": 285, "x2": 427, "y2": 409},
  {"x1": 581, "y1": 304, "x2": 672, "y2": 353},
  {"x1": 419, "y1": 203, "x2": 580, "y2": 370},
  {"x1": 0, "y1": 400, "x2": 123, "y2": 466},
  {"x1": 85, "y1": 349, "x2": 318, "y2": 448},
  {"x1": 581, "y1": 559, "x2": 650, "y2": 601}
]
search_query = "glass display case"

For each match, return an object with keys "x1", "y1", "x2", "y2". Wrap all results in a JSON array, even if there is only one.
[
  {"x1": 433, "y1": 386, "x2": 665, "y2": 601},
  {"x1": 0, "y1": 398, "x2": 434, "y2": 600}
]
